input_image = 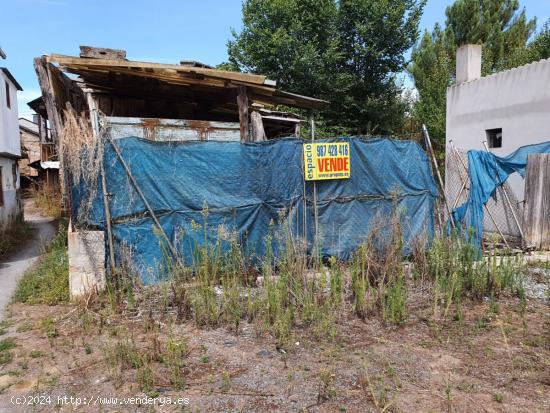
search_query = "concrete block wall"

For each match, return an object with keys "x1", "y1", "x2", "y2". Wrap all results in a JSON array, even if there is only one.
[{"x1": 68, "y1": 225, "x2": 106, "y2": 300}]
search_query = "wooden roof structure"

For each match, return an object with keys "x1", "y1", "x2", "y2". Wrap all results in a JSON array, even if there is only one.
[
  {"x1": 34, "y1": 47, "x2": 328, "y2": 144},
  {"x1": 27, "y1": 96, "x2": 47, "y2": 118},
  {"x1": 45, "y1": 54, "x2": 327, "y2": 110}
]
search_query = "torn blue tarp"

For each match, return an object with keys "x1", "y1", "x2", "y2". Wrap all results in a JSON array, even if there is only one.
[
  {"x1": 73, "y1": 136, "x2": 439, "y2": 284},
  {"x1": 452, "y1": 141, "x2": 550, "y2": 247}
]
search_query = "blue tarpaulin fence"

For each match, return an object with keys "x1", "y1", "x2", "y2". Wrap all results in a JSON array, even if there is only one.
[
  {"x1": 73, "y1": 136, "x2": 439, "y2": 284},
  {"x1": 452, "y1": 141, "x2": 550, "y2": 247}
]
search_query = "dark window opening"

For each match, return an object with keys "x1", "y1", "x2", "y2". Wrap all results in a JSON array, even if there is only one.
[
  {"x1": 12, "y1": 163, "x2": 17, "y2": 189},
  {"x1": 5, "y1": 81, "x2": 10, "y2": 109},
  {"x1": 486, "y1": 128, "x2": 502, "y2": 148}
]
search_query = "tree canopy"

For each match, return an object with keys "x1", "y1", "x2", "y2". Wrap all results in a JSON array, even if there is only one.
[{"x1": 227, "y1": 0, "x2": 426, "y2": 135}]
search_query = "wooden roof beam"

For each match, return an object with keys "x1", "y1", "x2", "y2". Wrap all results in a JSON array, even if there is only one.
[{"x1": 47, "y1": 54, "x2": 268, "y2": 85}]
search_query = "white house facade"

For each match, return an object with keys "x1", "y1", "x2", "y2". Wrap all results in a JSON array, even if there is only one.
[
  {"x1": 445, "y1": 44, "x2": 550, "y2": 240},
  {"x1": 0, "y1": 60, "x2": 23, "y2": 229}
]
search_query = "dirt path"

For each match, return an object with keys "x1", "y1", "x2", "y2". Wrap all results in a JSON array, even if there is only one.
[{"x1": 0, "y1": 199, "x2": 57, "y2": 320}]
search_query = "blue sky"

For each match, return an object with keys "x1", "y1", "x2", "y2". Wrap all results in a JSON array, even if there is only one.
[{"x1": 1, "y1": 0, "x2": 548, "y2": 118}]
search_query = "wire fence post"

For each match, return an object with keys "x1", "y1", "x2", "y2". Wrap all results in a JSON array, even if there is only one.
[
  {"x1": 311, "y1": 116, "x2": 320, "y2": 265},
  {"x1": 421, "y1": 124, "x2": 455, "y2": 229}
]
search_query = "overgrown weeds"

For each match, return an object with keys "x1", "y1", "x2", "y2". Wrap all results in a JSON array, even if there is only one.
[
  {"x1": 102, "y1": 329, "x2": 190, "y2": 395},
  {"x1": 350, "y1": 218, "x2": 408, "y2": 325},
  {"x1": 425, "y1": 232, "x2": 524, "y2": 321},
  {"x1": 101, "y1": 204, "x2": 527, "y2": 349},
  {"x1": 0, "y1": 212, "x2": 33, "y2": 260},
  {"x1": 12, "y1": 220, "x2": 69, "y2": 305},
  {"x1": 27, "y1": 185, "x2": 61, "y2": 218},
  {"x1": 0, "y1": 338, "x2": 17, "y2": 366},
  {"x1": 163, "y1": 336, "x2": 188, "y2": 390}
]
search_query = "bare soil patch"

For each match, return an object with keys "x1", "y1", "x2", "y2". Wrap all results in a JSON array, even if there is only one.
[{"x1": 0, "y1": 291, "x2": 547, "y2": 412}]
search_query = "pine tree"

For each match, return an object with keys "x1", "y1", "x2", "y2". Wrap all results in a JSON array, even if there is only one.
[{"x1": 527, "y1": 20, "x2": 550, "y2": 62}]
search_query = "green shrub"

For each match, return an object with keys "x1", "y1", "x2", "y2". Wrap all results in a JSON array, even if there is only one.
[{"x1": 426, "y1": 232, "x2": 524, "y2": 320}]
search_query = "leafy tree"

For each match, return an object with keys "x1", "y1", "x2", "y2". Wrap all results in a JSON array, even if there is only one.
[
  {"x1": 444, "y1": 0, "x2": 535, "y2": 72},
  {"x1": 527, "y1": 19, "x2": 550, "y2": 61},
  {"x1": 227, "y1": 0, "x2": 426, "y2": 135},
  {"x1": 409, "y1": 0, "x2": 538, "y2": 148}
]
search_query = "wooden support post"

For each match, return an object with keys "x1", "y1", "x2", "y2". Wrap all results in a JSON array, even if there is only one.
[
  {"x1": 34, "y1": 57, "x2": 72, "y2": 215},
  {"x1": 311, "y1": 117, "x2": 319, "y2": 264},
  {"x1": 294, "y1": 122, "x2": 301, "y2": 137},
  {"x1": 237, "y1": 85, "x2": 249, "y2": 142},
  {"x1": 422, "y1": 124, "x2": 455, "y2": 228},
  {"x1": 86, "y1": 94, "x2": 116, "y2": 273},
  {"x1": 250, "y1": 110, "x2": 266, "y2": 142},
  {"x1": 33, "y1": 57, "x2": 62, "y2": 142},
  {"x1": 523, "y1": 154, "x2": 550, "y2": 250}
]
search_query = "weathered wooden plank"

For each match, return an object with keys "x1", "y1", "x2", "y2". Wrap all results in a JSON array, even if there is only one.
[
  {"x1": 294, "y1": 122, "x2": 301, "y2": 136},
  {"x1": 523, "y1": 155, "x2": 535, "y2": 246},
  {"x1": 33, "y1": 57, "x2": 63, "y2": 143},
  {"x1": 524, "y1": 154, "x2": 550, "y2": 250},
  {"x1": 46, "y1": 56, "x2": 328, "y2": 110},
  {"x1": 237, "y1": 86, "x2": 249, "y2": 142},
  {"x1": 250, "y1": 110, "x2": 266, "y2": 142},
  {"x1": 47, "y1": 54, "x2": 268, "y2": 85},
  {"x1": 542, "y1": 155, "x2": 550, "y2": 249},
  {"x1": 64, "y1": 65, "x2": 229, "y2": 89},
  {"x1": 80, "y1": 46, "x2": 127, "y2": 60},
  {"x1": 105, "y1": 117, "x2": 240, "y2": 142}
]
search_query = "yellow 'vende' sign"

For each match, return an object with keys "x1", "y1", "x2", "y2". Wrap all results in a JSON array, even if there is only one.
[{"x1": 303, "y1": 142, "x2": 351, "y2": 181}]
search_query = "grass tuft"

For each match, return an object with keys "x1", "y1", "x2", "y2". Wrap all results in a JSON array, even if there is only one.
[
  {"x1": 27, "y1": 186, "x2": 61, "y2": 219},
  {"x1": 0, "y1": 338, "x2": 17, "y2": 366}
]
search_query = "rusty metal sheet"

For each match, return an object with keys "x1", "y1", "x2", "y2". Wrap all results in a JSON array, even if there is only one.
[{"x1": 105, "y1": 117, "x2": 241, "y2": 142}]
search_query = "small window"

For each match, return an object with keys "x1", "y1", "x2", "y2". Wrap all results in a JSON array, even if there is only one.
[
  {"x1": 486, "y1": 128, "x2": 502, "y2": 148},
  {"x1": 0, "y1": 167, "x2": 4, "y2": 207},
  {"x1": 5, "y1": 81, "x2": 10, "y2": 109}
]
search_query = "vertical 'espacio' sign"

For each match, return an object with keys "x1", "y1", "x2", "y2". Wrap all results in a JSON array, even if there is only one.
[{"x1": 303, "y1": 142, "x2": 351, "y2": 181}]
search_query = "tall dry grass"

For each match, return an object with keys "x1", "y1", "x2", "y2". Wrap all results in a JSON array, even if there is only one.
[
  {"x1": 97, "y1": 207, "x2": 525, "y2": 347},
  {"x1": 59, "y1": 106, "x2": 102, "y2": 223}
]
